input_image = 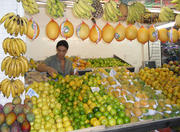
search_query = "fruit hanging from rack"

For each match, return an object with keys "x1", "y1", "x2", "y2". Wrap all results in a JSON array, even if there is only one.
[
  {"x1": 126, "y1": 2, "x2": 145, "y2": 24},
  {"x1": 46, "y1": 19, "x2": 60, "y2": 41},
  {"x1": 91, "y1": 0, "x2": 103, "y2": 18},
  {"x1": 0, "y1": 12, "x2": 28, "y2": 36},
  {"x1": 72, "y1": 0, "x2": 96, "y2": 19},
  {"x1": 21, "y1": 0, "x2": 39, "y2": 15},
  {"x1": 76, "y1": 21, "x2": 90, "y2": 41},
  {"x1": 103, "y1": 0, "x2": 122, "y2": 22},
  {"x1": 159, "y1": 7, "x2": 175, "y2": 22},
  {"x1": 102, "y1": 23, "x2": 115, "y2": 43},
  {"x1": 137, "y1": 26, "x2": 149, "y2": 44},
  {"x1": 171, "y1": 0, "x2": 180, "y2": 11},
  {"x1": 47, "y1": 0, "x2": 66, "y2": 18},
  {"x1": 114, "y1": 23, "x2": 126, "y2": 42}
]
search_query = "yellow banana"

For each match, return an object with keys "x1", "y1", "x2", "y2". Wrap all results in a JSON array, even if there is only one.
[
  {"x1": 1, "y1": 56, "x2": 11, "y2": 72},
  {"x1": 8, "y1": 58, "x2": 16, "y2": 78},
  {"x1": 2, "y1": 38, "x2": 9, "y2": 54},
  {"x1": 5, "y1": 82, "x2": 11, "y2": 98},
  {"x1": 17, "y1": 38, "x2": 26, "y2": 54},
  {"x1": 9, "y1": 17, "x2": 18, "y2": 35},
  {"x1": 12, "y1": 59, "x2": 17, "y2": 78},
  {"x1": 21, "y1": 56, "x2": 29, "y2": 72},
  {"x1": 4, "y1": 57, "x2": 12, "y2": 76},
  {"x1": 10, "y1": 82, "x2": 16, "y2": 98},
  {"x1": 21, "y1": 17, "x2": 28, "y2": 34},
  {"x1": 15, "y1": 79, "x2": 24, "y2": 94},
  {"x1": 14, "y1": 39, "x2": 21, "y2": 56},
  {"x1": 17, "y1": 57, "x2": 25, "y2": 76},
  {"x1": 1, "y1": 79, "x2": 11, "y2": 97},
  {"x1": 0, "y1": 12, "x2": 15, "y2": 24},
  {"x1": 15, "y1": 59, "x2": 20, "y2": 77}
]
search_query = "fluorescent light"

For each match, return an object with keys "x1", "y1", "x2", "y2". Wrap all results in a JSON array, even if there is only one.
[{"x1": 156, "y1": 22, "x2": 175, "y2": 29}]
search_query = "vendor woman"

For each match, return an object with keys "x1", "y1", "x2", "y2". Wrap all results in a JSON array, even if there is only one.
[{"x1": 37, "y1": 40, "x2": 74, "y2": 77}]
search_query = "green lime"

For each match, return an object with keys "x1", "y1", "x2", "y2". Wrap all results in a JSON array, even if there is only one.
[
  {"x1": 95, "y1": 112, "x2": 103, "y2": 119},
  {"x1": 87, "y1": 112, "x2": 94, "y2": 120},
  {"x1": 93, "y1": 107, "x2": 100, "y2": 113}
]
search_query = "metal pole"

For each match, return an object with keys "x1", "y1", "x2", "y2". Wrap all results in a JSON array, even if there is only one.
[{"x1": 160, "y1": 0, "x2": 163, "y2": 8}]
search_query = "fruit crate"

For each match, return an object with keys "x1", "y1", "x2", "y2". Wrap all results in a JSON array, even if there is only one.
[{"x1": 77, "y1": 55, "x2": 135, "y2": 75}]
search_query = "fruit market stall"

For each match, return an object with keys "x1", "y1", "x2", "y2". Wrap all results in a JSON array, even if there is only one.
[{"x1": 0, "y1": 0, "x2": 180, "y2": 132}]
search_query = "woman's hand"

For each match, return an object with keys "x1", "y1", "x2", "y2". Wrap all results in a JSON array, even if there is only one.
[{"x1": 47, "y1": 67, "x2": 58, "y2": 77}]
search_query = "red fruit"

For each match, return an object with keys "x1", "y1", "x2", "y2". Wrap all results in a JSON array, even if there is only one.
[
  {"x1": 6, "y1": 112, "x2": 17, "y2": 125},
  {"x1": 0, "y1": 112, "x2": 5, "y2": 125},
  {"x1": 3, "y1": 103, "x2": 14, "y2": 115},
  {"x1": 21, "y1": 120, "x2": 31, "y2": 132}
]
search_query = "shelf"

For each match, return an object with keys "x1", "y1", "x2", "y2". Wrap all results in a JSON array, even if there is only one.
[{"x1": 98, "y1": 117, "x2": 180, "y2": 132}]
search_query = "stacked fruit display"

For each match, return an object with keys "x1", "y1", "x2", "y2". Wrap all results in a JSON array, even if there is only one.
[
  {"x1": 69, "y1": 56, "x2": 91, "y2": 70},
  {"x1": 96, "y1": 68, "x2": 180, "y2": 121},
  {"x1": 0, "y1": 96, "x2": 34, "y2": 131},
  {"x1": 163, "y1": 61, "x2": 180, "y2": 76},
  {"x1": 87, "y1": 58, "x2": 130, "y2": 68},
  {"x1": 26, "y1": 82, "x2": 64, "y2": 131},
  {"x1": 138, "y1": 67, "x2": 180, "y2": 106},
  {"x1": 26, "y1": 72, "x2": 131, "y2": 131}
]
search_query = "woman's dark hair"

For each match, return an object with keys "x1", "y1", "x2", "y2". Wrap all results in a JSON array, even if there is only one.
[{"x1": 56, "y1": 40, "x2": 69, "y2": 49}]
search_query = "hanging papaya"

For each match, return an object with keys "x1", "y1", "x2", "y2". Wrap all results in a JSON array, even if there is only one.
[
  {"x1": 102, "y1": 23, "x2": 114, "y2": 43},
  {"x1": 158, "y1": 28, "x2": 168, "y2": 43},
  {"x1": 60, "y1": 19, "x2": 74, "y2": 39},
  {"x1": 137, "y1": 26, "x2": 149, "y2": 44},
  {"x1": 26, "y1": 19, "x2": 40, "y2": 40},
  {"x1": 76, "y1": 21, "x2": 90, "y2": 40},
  {"x1": 168, "y1": 28, "x2": 179, "y2": 43},
  {"x1": 148, "y1": 25, "x2": 158, "y2": 42},
  {"x1": 125, "y1": 25, "x2": 137, "y2": 41},
  {"x1": 114, "y1": 23, "x2": 125, "y2": 42},
  {"x1": 89, "y1": 24, "x2": 101, "y2": 43},
  {"x1": 46, "y1": 19, "x2": 60, "y2": 41}
]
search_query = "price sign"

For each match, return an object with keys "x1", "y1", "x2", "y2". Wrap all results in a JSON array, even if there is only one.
[{"x1": 26, "y1": 88, "x2": 39, "y2": 98}]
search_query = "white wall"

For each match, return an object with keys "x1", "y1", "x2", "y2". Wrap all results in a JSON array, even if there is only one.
[{"x1": 25, "y1": 7, "x2": 149, "y2": 71}]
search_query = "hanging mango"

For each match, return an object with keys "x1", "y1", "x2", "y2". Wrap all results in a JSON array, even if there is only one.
[
  {"x1": 89, "y1": 24, "x2": 101, "y2": 43},
  {"x1": 125, "y1": 24, "x2": 137, "y2": 41},
  {"x1": 114, "y1": 23, "x2": 125, "y2": 42},
  {"x1": 148, "y1": 25, "x2": 158, "y2": 42},
  {"x1": 102, "y1": 23, "x2": 114, "y2": 43},
  {"x1": 137, "y1": 26, "x2": 149, "y2": 44},
  {"x1": 60, "y1": 19, "x2": 74, "y2": 39},
  {"x1": 76, "y1": 21, "x2": 90, "y2": 41},
  {"x1": 158, "y1": 28, "x2": 168, "y2": 43},
  {"x1": 26, "y1": 18, "x2": 40, "y2": 40},
  {"x1": 46, "y1": 19, "x2": 60, "y2": 41},
  {"x1": 168, "y1": 28, "x2": 179, "y2": 43}
]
